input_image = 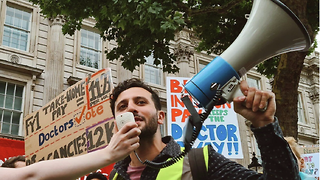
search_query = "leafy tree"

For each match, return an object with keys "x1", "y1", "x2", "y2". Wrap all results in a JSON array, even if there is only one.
[
  {"x1": 28, "y1": 0, "x2": 249, "y2": 72},
  {"x1": 29, "y1": 0, "x2": 319, "y2": 138}
]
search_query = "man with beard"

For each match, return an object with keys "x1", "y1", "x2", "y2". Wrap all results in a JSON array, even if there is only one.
[{"x1": 109, "y1": 78, "x2": 300, "y2": 180}]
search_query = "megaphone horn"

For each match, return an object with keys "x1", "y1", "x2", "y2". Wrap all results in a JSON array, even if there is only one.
[{"x1": 184, "y1": 0, "x2": 311, "y2": 108}]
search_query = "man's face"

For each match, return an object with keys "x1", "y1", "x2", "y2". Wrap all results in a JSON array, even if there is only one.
[{"x1": 114, "y1": 87, "x2": 162, "y2": 139}]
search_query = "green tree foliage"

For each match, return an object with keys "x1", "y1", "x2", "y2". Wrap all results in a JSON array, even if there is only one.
[{"x1": 28, "y1": 0, "x2": 249, "y2": 72}]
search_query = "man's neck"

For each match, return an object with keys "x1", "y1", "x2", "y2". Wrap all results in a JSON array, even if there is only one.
[{"x1": 129, "y1": 133, "x2": 166, "y2": 167}]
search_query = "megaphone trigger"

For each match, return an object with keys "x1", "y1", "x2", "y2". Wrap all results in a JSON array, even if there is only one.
[{"x1": 220, "y1": 76, "x2": 243, "y2": 103}]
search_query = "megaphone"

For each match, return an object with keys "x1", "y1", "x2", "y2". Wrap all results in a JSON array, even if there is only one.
[{"x1": 184, "y1": 0, "x2": 311, "y2": 108}]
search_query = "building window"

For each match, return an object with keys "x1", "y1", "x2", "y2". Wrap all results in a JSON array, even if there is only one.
[
  {"x1": 298, "y1": 92, "x2": 306, "y2": 123},
  {"x1": 0, "y1": 81, "x2": 24, "y2": 136},
  {"x1": 2, "y1": 6, "x2": 31, "y2": 51},
  {"x1": 79, "y1": 29, "x2": 102, "y2": 69},
  {"x1": 247, "y1": 76, "x2": 261, "y2": 89},
  {"x1": 198, "y1": 62, "x2": 207, "y2": 72},
  {"x1": 144, "y1": 54, "x2": 163, "y2": 85}
]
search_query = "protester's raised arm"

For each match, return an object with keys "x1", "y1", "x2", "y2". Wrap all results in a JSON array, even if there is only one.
[{"x1": 0, "y1": 122, "x2": 140, "y2": 180}]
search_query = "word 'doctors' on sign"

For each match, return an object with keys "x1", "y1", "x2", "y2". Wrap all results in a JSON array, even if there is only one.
[{"x1": 24, "y1": 68, "x2": 114, "y2": 165}]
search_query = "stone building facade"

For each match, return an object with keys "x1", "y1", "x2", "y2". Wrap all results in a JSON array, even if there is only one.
[{"x1": 0, "y1": 0, "x2": 318, "y2": 168}]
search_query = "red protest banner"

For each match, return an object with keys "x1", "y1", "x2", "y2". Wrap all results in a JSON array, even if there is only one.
[{"x1": 0, "y1": 138, "x2": 25, "y2": 165}]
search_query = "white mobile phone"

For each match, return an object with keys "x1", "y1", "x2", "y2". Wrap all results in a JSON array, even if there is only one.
[{"x1": 115, "y1": 112, "x2": 135, "y2": 129}]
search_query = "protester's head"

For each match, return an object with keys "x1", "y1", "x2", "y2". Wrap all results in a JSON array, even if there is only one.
[
  {"x1": 110, "y1": 78, "x2": 161, "y2": 117},
  {"x1": 284, "y1": 136, "x2": 305, "y2": 171},
  {"x1": 86, "y1": 172, "x2": 108, "y2": 180},
  {"x1": 1, "y1": 155, "x2": 26, "y2": 168},
  {"x1": 110, "y1": 78, "x2": 164, "y2": 140}
]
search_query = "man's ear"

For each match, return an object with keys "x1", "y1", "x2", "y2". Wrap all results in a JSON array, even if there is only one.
[
  {"x1": 300, "y1": 157, "x2": 305, "y2": 169},
  {"x1": 157, "y1": 111, "x2": 165, "y2": 124}
]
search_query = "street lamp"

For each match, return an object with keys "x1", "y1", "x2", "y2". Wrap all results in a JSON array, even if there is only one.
[{"x1": 248, "y1": 152, "x2": 262, "y2": 172}]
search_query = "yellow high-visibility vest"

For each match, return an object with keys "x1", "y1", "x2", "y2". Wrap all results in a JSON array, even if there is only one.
[{"x1": 112, "y1": 146, "x2": 209, "y2": 180}]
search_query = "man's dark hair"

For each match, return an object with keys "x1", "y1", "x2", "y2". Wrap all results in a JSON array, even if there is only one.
[
  {"x1": 1, "y1": 155, "x2": 25, "y2": 168},
  {"x1": 110, "y1": 78, "x2": 161, "y2": 117},
  {"x1": 86, "y1": 172, "x2": 108, "y2": 180}
]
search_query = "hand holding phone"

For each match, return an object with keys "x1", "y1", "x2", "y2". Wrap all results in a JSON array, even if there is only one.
[{"x1": 115, "y1": 112, "x2": 135, "y2": 130}]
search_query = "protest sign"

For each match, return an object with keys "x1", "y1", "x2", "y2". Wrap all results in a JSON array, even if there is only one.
[
  {"x1": 166, "y1": 77, "x2": 243, "y2": 159},
  {"x1": 302, "y1": 153, "x2": 319, "y2": 179},
  {"x1": 24, "y1": 68, "x2": 115, "y2": 165},
  {"x1": 299, "y1": 145, "x2": 320, "y2": 179}
]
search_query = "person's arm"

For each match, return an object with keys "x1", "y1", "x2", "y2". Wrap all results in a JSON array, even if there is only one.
[
  {"x1": 233, "y1": 80, "x2": 300, "y2": 180},
  {"x1": 0, "y1": 122, "x2": 140, "y2": 180}
]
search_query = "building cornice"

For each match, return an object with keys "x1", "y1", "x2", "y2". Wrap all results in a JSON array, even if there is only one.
[{"x1": 0, "y1": 59, "x2": 43, "y2": 77}]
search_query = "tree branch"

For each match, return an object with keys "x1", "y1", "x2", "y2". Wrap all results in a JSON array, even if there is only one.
[{"x1": 189, "y1": 0, "x2": 245, "y2": 16}]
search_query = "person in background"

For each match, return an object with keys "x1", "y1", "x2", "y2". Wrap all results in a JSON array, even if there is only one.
[
  {"x1": 1, "y1": 155, "x2": 26, "y2": 168},
  {"x1": 0, "y1": 122, "x2": 140, "y2": 180},
  {"x1": 108, "y1": 78, "x2": 300, "y2": 180},
  {"x1": 86, "y1": 172, "x2": 108, "y2": 180},
  {"x1": 284, "y1": 136, "x2": 315, "y2": 180}
]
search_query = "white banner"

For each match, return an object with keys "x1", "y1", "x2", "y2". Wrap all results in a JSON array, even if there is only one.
[
  {"x1": 166, "y1": 77, "x2": 243, "y2": 159},
  {"x1": 302, "y1": 153, "x2": 319, "y2": 179}
]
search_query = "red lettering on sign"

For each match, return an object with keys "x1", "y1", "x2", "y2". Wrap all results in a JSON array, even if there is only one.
[{"x1": 75, "y1": 105, "x2": 86, "y2": 124}]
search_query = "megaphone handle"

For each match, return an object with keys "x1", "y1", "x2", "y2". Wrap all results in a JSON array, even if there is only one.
[
  {"x1": 221, "y1": 77, "x2": 243, "y2": 103},
  {"x1": 231, "y1": 84, "x2": 244, "y2": 101}
]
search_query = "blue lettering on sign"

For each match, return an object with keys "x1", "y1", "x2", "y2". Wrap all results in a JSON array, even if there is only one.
[
  {"x1": 197, "y1": 125, "x2": 207, "y2": 141},
  {"x1": 227, "y1": 124, "x2": 238, "y2": 141},
  {"x1": 216, "y1": 125, "x2": 227, "y2": 141},
  {"x1": 171, "y1": 123, "x2": 239, "y2": 155},
  {"x1": 171, "y1": 124, "x2": 183, "y2": 140},
  {"x1": 39, "y1": 119, "x2": 74, "y2": 146}
]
